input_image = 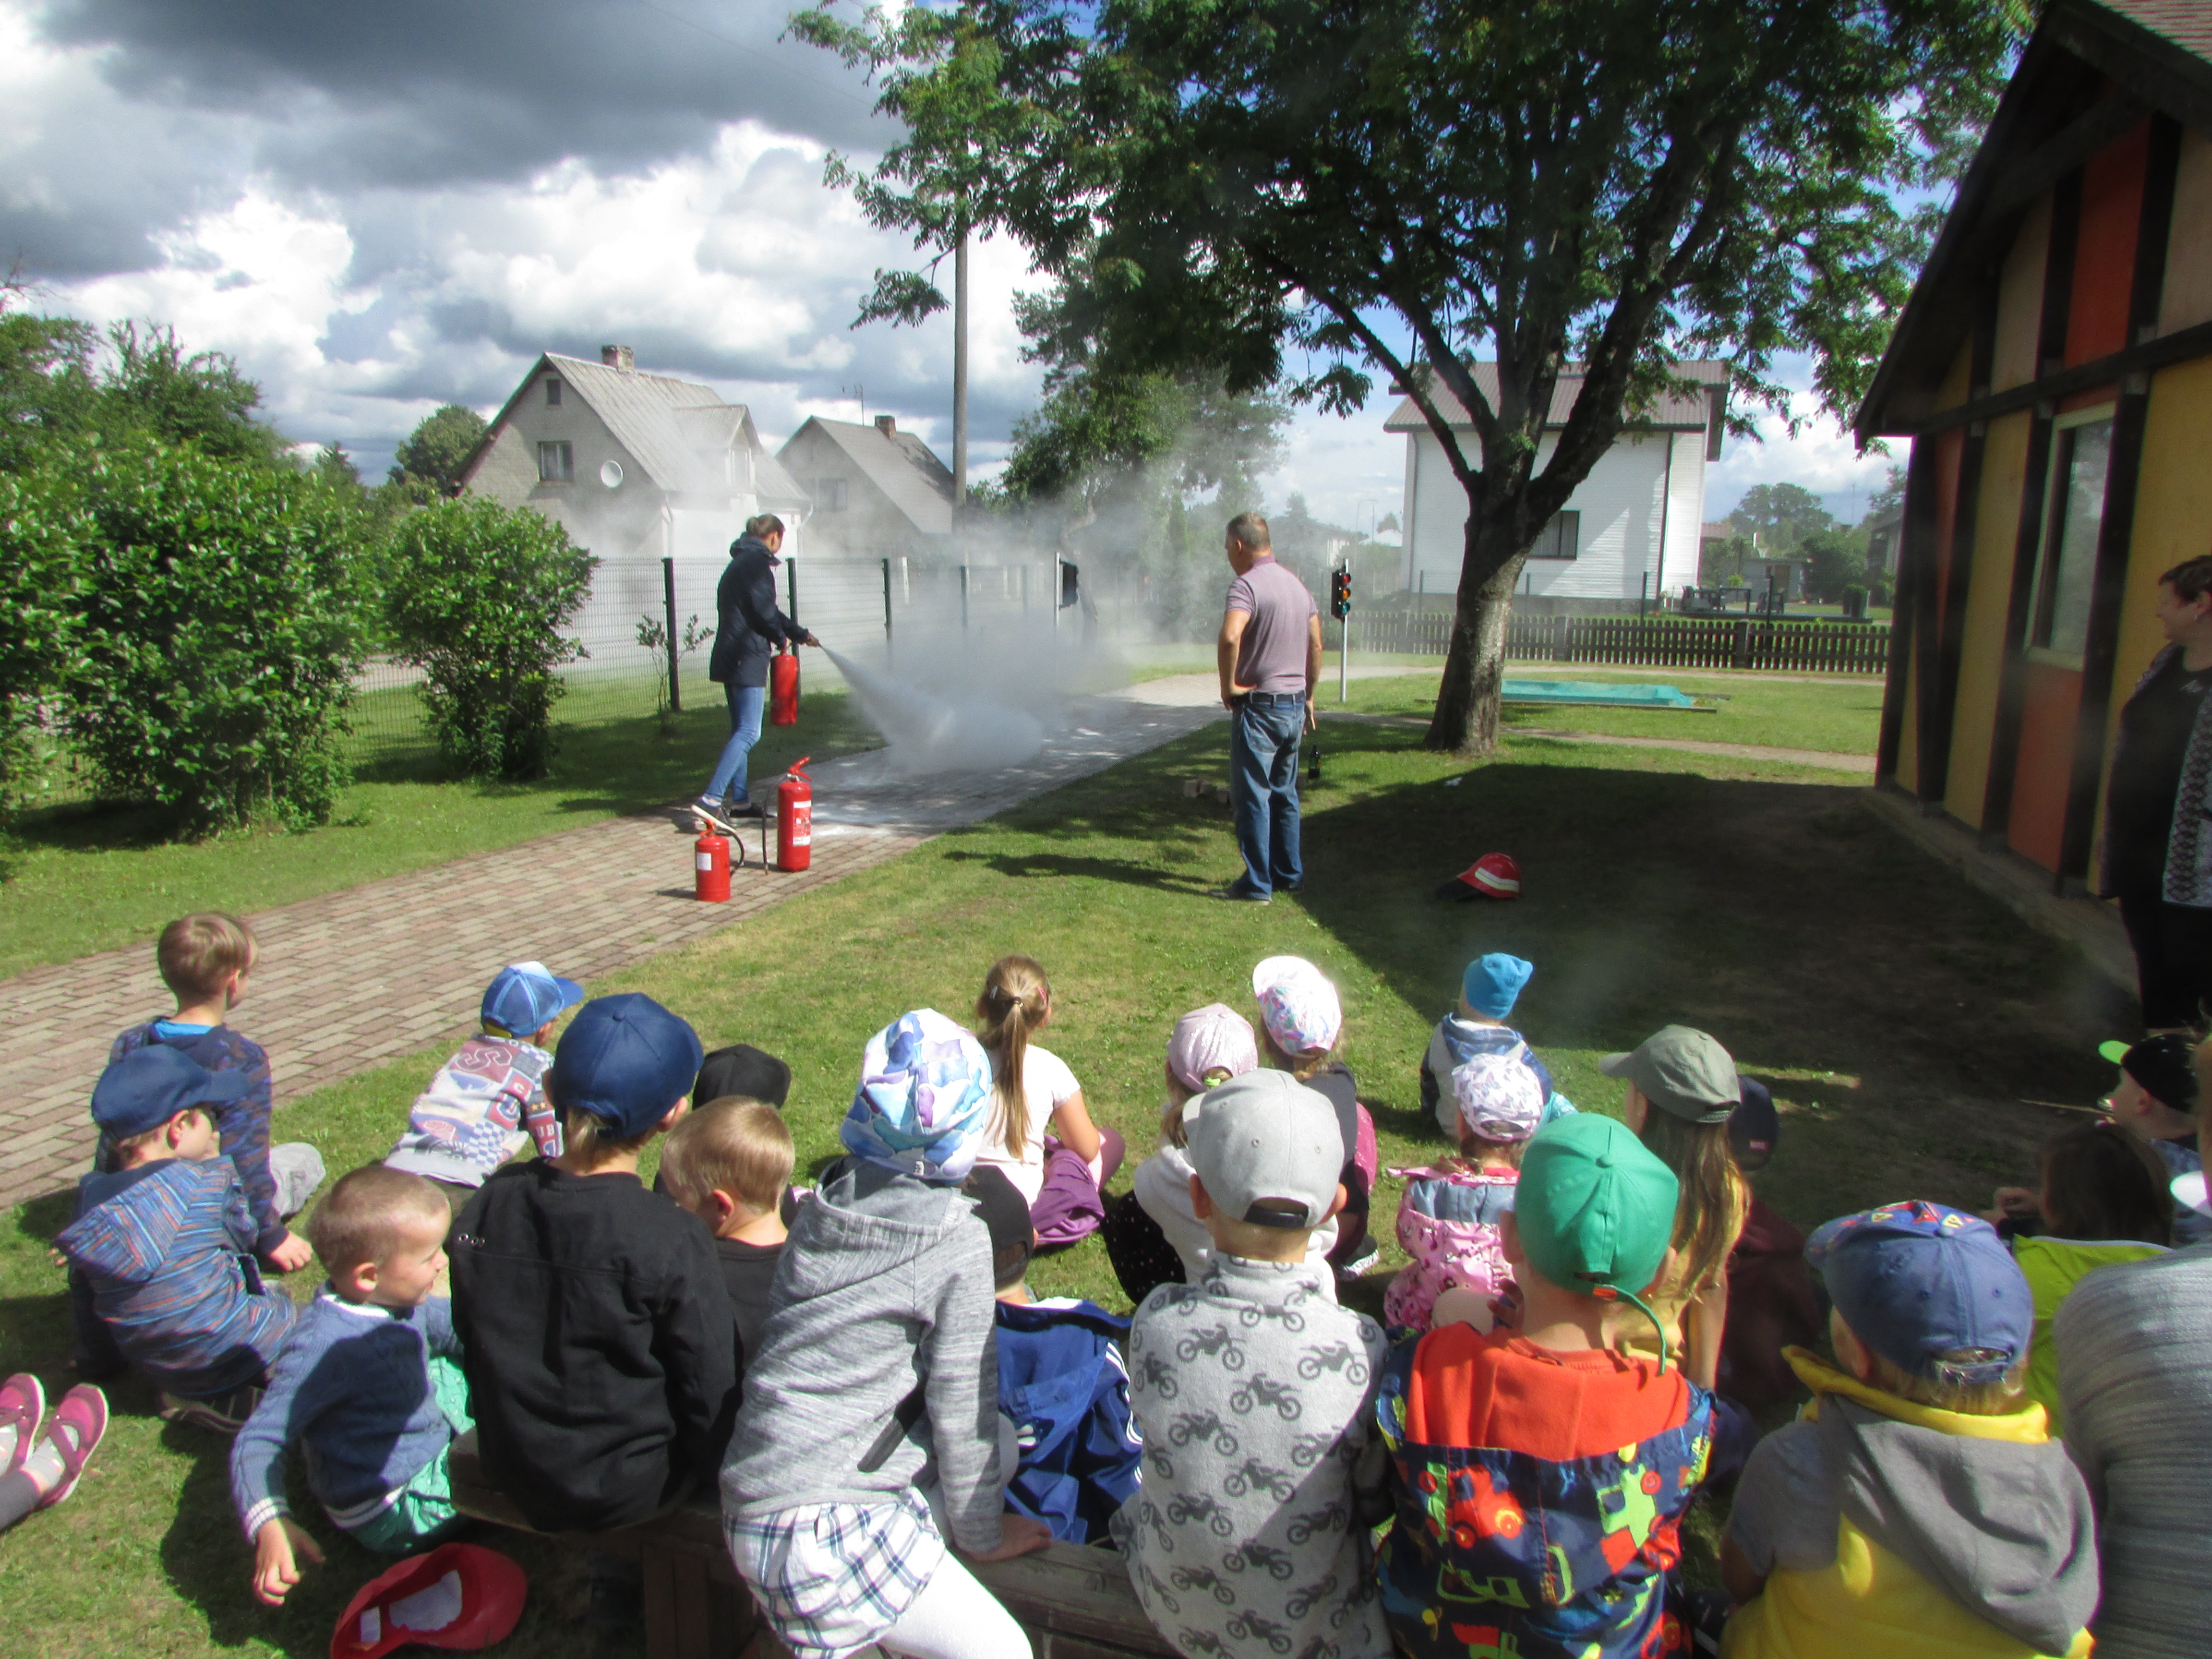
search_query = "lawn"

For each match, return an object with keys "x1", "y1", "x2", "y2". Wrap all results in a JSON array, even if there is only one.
[
  {"x1": 0, "y1": 712, "x2": 2127, "y2": 1657},
  {"x1": 0, "y1": 691, "x2": 877, "y2": 981}
]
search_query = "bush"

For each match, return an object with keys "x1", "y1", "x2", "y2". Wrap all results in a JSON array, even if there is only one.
[
  {"x1": 0, "y1": 467, "x2": 90, "y2": 825},
  {"x1": 63, "y1": 442, "x2": 369, "y2": 834},
  {"x1": 385, "y1": 499, "x2": 597, "y2": 779}
]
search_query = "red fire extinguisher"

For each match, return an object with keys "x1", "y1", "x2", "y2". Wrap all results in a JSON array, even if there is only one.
[
  {"x1": 694, "y1": 826, "x2": 731, "y2": 902},
  {"x1": 769, "y1": 648, "x2": 800, "y2": 727},
  {"x1": 776, "y1": 757, "x2": 813, "y2": 872}
]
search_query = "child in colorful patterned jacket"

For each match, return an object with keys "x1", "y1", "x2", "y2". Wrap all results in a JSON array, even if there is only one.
[
  {"x1": 1377, "y1": 1113, "x2": 1711, "y2": 1659},
  {"x1": 1419, "y1": 953, "x2": 1558, "y2": 1139}
]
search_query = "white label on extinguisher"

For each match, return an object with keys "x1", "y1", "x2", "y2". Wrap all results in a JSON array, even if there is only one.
[
  {"x1": 792, "y1": 803, "x2": 811, "y2": 846},
  {"x1": 697, "y1": 851, "x2": 714, "y2": 871}
]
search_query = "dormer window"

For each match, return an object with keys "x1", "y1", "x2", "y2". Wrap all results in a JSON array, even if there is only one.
[{"x1": 545, "y1": 377, "x2": 563, "y2": 407}]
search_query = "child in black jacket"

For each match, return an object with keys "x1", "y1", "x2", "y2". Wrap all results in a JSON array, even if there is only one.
[{"x1": 450, "y1": 993, "x2": 736, "y2": 1535}]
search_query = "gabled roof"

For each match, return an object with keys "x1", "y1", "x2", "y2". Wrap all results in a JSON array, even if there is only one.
[
  {"x1": 460, "y1": 352, "x2": 802, "y2": 502},
  {"x1": 1383, "y1": 361, "x2": 1727, "y2": 454},
  {"x1": 1856, "y1": 0, "x2": 2212, "y2": 438},
  {"x1": 781, "y1": 417, "x2": 954, "y2": 535}
]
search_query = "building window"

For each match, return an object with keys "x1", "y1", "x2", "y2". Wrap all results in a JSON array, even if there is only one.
[
  {"x1": 545, "y1": 377, "x2": 562, "y2": 407},
  {"x1": 2030, "y1": 410, "x2": 2115, "y2": 661},
  {"x1": 1529, "y1": 510, "x2": 1580, "y2": 560},
  {"x1": 816, "y1": 477, "x2": 848, "y2": 511},
  {"x1": 537, "y1": 441, "x2": 573, "y2": 482}
]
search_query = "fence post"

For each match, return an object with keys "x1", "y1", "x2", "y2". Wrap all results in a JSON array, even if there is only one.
[
  {"x1": 1553, "y1": 613, "x2": 1571, "y2": 664},
  {"x1": 961, "y1": 563, "x2": 970, "y2": 637},
  {"x1": 882, "y1": 556, "x2": 894, "y2": 667},
  {"x1": 785, "y1": 556, "x2": 798, "y2": 634},
  {"x1": 1731, "y1": 618, "x2": 1751, "y2": 670},
  {"x1": 661, "y1": 555, "x2": 682, "y2": 715}
]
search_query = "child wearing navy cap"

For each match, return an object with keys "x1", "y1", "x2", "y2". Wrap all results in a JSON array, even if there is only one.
[
  {"x1": 383, "y1": 961, "x2": 585, "y2": 1211},
  {"x1": 1720, "y1": 1201, "x2": 2099, "y2": 1659},
  {"x1": 448, "y1": 993, "x2": 737, "y2": 1544},
  {"x1": 56, "y1": 1046, "x2": 299, "y2": 1432},
  {"x1": 1419, "y1": 952, "x2": 1558, "y2": 1140}
]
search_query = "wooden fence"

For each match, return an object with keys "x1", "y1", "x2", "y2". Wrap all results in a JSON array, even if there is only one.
[{"x1": 1351, "y1": 610, "x2": 1889, "y2": 675}]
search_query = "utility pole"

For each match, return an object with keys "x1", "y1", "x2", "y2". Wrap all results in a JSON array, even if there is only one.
[{"x1": 951, "y1": 222, "x2": 969, "y2": 508}]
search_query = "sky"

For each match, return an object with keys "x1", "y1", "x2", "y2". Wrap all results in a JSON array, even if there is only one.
[{"x1": 1, "y1": 0, "x2": 1903, "y2": 536}]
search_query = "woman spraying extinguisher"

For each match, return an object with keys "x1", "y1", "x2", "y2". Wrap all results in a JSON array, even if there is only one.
[{"x1": 695, "y1": 514, "x2": 818, "y2": 824}]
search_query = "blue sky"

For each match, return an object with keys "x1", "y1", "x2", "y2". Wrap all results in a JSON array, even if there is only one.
[{"x1": 2, "y1": 0, "x2": 1902, "y2": 533}]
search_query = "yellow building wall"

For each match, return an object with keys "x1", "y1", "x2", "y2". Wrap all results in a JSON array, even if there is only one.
[
  {"x1": 2092, "y1": 356, "x2": 2212, "y2": 873},
  {"x1": 1943, "y1": 411, "x2": 2033, "y2": 825},
  {"x1": 1937, "y1": 339, "x2": 1972, "y2": 412},
  {"x1": 1895, "y1": 651, "x2": 1920, "y2": 794},
  {"x1": 2160, "y1": 131, "x2": 2212, "y2": 334},
  {"x1": 1994, "y1": 198, "x2": 2051, "y2": 391}
]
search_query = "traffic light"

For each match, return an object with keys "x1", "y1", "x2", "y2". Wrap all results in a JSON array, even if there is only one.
[{"x1": 1329, "y1": 566, "x2": 1352, "y2": 619}]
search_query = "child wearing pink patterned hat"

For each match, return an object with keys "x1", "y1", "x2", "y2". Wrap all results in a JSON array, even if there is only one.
[{"x1": 1251, "y1": 956, "x2": 1379, "y2": 1277}]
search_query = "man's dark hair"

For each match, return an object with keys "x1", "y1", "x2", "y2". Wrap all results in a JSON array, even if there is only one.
[
  {"x1": 745, "y1": 513, "x2": 785, "y2": 542},
  {"x1": 2161, "y1": 554, "x2": 2212, "y2": 604},
  {"x1": 1226, "y1": 511, "x2": 1270, "y2": 552}
]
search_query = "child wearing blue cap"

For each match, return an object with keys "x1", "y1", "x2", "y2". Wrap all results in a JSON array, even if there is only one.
[
  {"x1": 723, "y1": 1009, "x2": 1048, "y2": 1659},
  {"x1": 1420, "y1": 951, "x2": 1559, "y2": 1140},
  {"x1": 56, "y1": 1046, "x2": 300, "y2": 1433},
  {"x1": 449, "y1": 993, "x2": 737, "y2": 1555},
  {"x1": 384, "y1": 960, "x2": 584, "y2": 1209},
  {"x1": 1720, "y1": 1201, "x2": 2099, "y2": 1659}
]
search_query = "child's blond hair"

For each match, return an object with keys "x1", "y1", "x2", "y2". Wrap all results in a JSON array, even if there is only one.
[
  {"x1": 157, "y1": 912, "x2": 256, "y2": 1003},
  {"x1": 660, "y1": 1097, "x2": 794, "y2": 1210},
  {"x1": 109, "y1": 1106, "x2": 205, "y2": 1158},
  {"x1": 309, "y1": 1166, "x2": 447, "y2": 1275},
  {"x1": 1840, "y1": 1312, "x2": 2029, "y2": 1417},
  {"x1": 975, "y1": 955, "x2": 1051, "y2": 1157}
]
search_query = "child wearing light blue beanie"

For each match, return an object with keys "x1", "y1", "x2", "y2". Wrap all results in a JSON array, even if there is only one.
[{"x1": 1419, "y1": 953, "x2": 1566, "y2": 1140}]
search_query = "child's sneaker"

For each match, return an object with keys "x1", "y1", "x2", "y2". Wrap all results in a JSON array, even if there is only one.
[
  {"x1": 158, "y1": 1384, "x2": 262, "y2": 1436},
  {"x1": 0, "y1": 1372, "x2": 44, "y2": 1476},
  {"x1": 34, "y1": 1384, "x2": 106, "y2": 1508}
]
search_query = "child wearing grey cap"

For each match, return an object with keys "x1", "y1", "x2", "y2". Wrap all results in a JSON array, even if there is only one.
[{"x1": 1111, "y1": 1069, "x2": 1391, "y2": 1659}]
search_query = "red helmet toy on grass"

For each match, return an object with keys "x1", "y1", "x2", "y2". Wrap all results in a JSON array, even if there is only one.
[
  {"x1": 332, "y1": 1543, "x2": 528, "y2": 1659},
  {"x1": 1435, "y1": 852, "x2": 1522, "y2": 902}
]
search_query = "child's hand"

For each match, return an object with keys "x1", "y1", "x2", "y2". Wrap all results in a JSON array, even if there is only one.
[
  {"x1": 962, "y1": 1514, "x2": 1053, "y2": 1563},
  {"x1": 251, "y1": 1516, "x2": 324, "y2": 1605},
  {"x1": 263, "y1": 1231, "x2": 313, "y2": 1274},
  {"x1": 1991, "y1": 1186, "x2": 2040, "y2": 1221}
]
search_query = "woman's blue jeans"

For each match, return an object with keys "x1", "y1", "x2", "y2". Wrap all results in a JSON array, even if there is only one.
[{"x1": 705, "y1": 682, "x2": 767, "y2": 804}]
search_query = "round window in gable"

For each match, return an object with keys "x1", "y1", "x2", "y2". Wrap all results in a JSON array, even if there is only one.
[{"x1": 600, "y1": 460, "x2": 625, "y2": 490}]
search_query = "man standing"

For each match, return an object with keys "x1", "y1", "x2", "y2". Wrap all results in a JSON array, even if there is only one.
[
  {"x1": 697, "y1": 515, "x2": 817, "y2": 820},
  {"x1": 1216, "y1": 512, "x2": 1322, "y2": 902}
]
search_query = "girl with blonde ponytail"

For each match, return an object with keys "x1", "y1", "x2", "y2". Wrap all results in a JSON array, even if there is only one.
[{"x1": 970, "y1": 956, "x2": 1122, "y2": 1244}]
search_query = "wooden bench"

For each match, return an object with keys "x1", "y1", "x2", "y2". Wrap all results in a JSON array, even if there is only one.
[{"x1": 448, "y1": 1434, "x2": 1176, "y2": 1659}]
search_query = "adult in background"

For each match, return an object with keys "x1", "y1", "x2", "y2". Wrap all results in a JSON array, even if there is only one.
[
  {"x1": 1215, "y1": 512, "x2": 1322, "y2": 902},
  {"x1": 2105, "y1": 554, "x2": 2212, "y2": 1031},
  {"x1": 697, "y1": 515, "x2": 817, "y2": 820}
]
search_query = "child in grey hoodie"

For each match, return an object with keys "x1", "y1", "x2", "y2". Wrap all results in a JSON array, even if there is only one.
[{"x1": 721, "y1": 1010, "x2": 1051, "y2": 1659}]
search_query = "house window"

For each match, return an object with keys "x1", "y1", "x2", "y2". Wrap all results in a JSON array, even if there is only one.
[
  {"x1": 1529, "y1": 510, "x2": 1580, "y2": 560},
  {"x1": 816, "y1": 477, "x2": 849, "y2": 511},
  {"x1": 2029, "y1": 409, "x2": 2115, "y2": 661},
  {"x1": 545, "y1": 377, "x2": 563, "y2": 407},
  {"x1": 537, "y1": 441, "x2": 573, "y2": 482}
]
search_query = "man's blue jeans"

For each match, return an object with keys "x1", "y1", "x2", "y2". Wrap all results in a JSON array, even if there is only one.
[
  {"x1": 705, "y1": 681, "x2": 766, "y2": 804},
  {"x1": 1229, "y1": 692, "x2": 1305, "y2": 896}
]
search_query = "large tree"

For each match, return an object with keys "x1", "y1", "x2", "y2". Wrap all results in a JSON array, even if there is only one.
[
  {"x1": 1729, "y1": 481, "x2": 1833, "y2": 553},
  {"x1": 796, "y1": 0, "x2": 2016, "y2": 752}
]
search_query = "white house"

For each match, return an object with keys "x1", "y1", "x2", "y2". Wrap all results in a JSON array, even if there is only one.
[
  {"x1": 1388, "y1": 362, "x2": 1726, "y2": 610},
  {"x1": 777, "y1": 414, "x2": 954, "y2": 559}
]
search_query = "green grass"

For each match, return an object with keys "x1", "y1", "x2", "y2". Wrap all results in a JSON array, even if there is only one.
[
  {"x1": 0, "y1": 692, "x2": 877, "y2": 980},
  {"x1": 1324, "y1": 668, "x2": 1883, "y2": 756},
  {"x1": 0, "y1": 714, "x2": 2128, "y2": 1656}
]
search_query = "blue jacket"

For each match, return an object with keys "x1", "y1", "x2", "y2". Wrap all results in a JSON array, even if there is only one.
[
  {"x1": 56, "y1": 1157, "x2": 294, "y2": 1396},
  {"x1": 1421, "y1": 1015, "x2": 1555, "y2": 1127},
  {"x1": 231, "y1": 1289, "x2": 463, "y2": 1538},
  {"x1": 995, "y1": 1298, "x2": 1142, "y2": 1544},
  {"x1": 110, "y1": 1020, "x2": 285, "y2": 1257}
]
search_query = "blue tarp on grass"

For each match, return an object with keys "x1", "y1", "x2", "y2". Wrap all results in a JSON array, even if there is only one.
[{"x1": 1501, "y1": 679, "x2": 1703, "y2": 709}]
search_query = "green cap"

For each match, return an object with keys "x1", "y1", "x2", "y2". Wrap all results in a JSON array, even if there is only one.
[
  {"x1": 1515, "y1": 1115, "x2": 1680, "y2": 1299},
  {"x1": 1598, "y1": 1025, "x2": 1739, "y2": 1124}
]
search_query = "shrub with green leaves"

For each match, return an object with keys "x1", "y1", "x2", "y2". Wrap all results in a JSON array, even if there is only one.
[
  {"x1": 0, "y1": 466, "x2": 90, "y2": 826},
  {"x1": 64, "y1": 442, "x2": 369, "y2": 834},
  {"x1": 384, "y1": 498, "x2": 597, "y2": 779}
]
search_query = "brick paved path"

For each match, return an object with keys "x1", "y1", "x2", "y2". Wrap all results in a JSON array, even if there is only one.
[{"x1": 0, "y1": 689, "x2": 1222, "y2": 1213}]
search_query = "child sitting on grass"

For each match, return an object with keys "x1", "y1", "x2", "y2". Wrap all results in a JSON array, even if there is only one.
[
  {"x1": 2096, "y1": 1035, "x2": 2205, "y2": 1245},
  {"x1": 1376, "y1": 1114, "x2": 1708, "y2": 1659},
  {"x1": 58, "y1": 1046, "x2": 299, "y2": 1434},
  {"x1": 1114, "y1": 1068, "x2": 1392, "y2": 1659},
  {"x1": 722, "y1": 1010, "x2": 1049, "y2": 1659},
  {"x1": 1252, "y1": 954, "x2": 1379, "y2": 1275},
  {"x1": 1384, "y1": 1049, "x2": 1549, "y2": 1334},
  {"x1": 450, "y1": 993, "x2": 736, "y2": 1535},
  {"x1": 383, "y1": 961, "x2": 583, "y2": 1209},
  {"x1": 1721, "y1": 1201, "x2": 2098, "y2": 1659},
  {"x1": 964, "y1": 1164, "x2": 1142, "y2": 1545},
  {"x1": 1716, "y1": 1081, "x2": 1824, "y2": 1416},
  {"x1": 231, "y1": 1166, "x2": 469, "y2": 1605},
  {"x1": 970, "y1": 955, "x2": 1122, "y2": 1246},
  {"x1": 1419, "y1": 952, "x2": 1556, "y2": 1139},
  {"x1": 658, "y1": 1096, "x2": 794, "y2": 1382}
]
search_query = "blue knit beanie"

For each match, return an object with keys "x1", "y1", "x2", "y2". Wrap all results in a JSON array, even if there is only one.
[{"x1": 1462, "y1": 953, "x2": 1534, "y2": 1019}]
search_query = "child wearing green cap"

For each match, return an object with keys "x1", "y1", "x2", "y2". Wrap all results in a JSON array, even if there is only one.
[{"x1": 1375, "y1": 1114, "x2": 1712, "y2": 1659}]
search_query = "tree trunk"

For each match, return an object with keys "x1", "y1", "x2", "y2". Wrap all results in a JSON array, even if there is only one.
[{"x1": 1426, "y1": 522, "x2": 1529, "y2": 756}]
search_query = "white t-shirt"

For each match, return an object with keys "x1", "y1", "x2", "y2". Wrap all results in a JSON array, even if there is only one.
[{"x1": 970, "y1": 1043, "x2": 1082, "y2": 1204}]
